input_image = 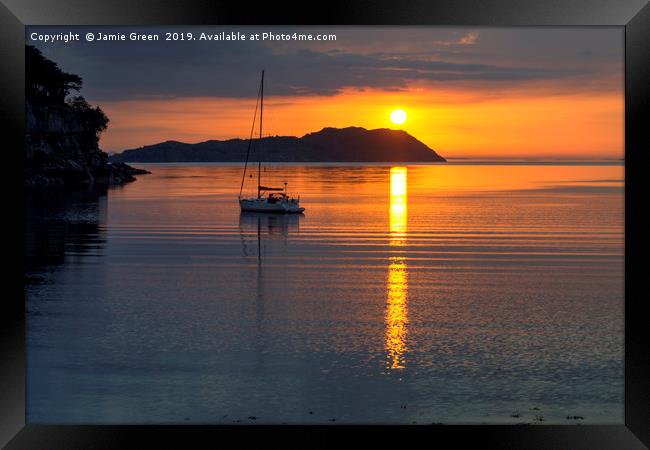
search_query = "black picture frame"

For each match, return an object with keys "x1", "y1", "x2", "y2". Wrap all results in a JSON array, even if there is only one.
[{"x1": 2, "y1": 0, "x2": 648, "y2": 448}]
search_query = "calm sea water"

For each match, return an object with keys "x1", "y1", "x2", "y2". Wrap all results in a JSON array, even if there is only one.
[{"x1": 26, "y1": 162, "x2": 624, "y2": 424}]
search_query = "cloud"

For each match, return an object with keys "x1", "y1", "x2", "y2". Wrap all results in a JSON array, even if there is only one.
[
  {"x1": 458, "y1": 31, "x2": 479, "y2": 45},
  {"x1": 432, "y1": 31, "x2": 479, "y2": 46},
  {"x1": 28, "y1": 26, "x2": 620, "y2": 102}
]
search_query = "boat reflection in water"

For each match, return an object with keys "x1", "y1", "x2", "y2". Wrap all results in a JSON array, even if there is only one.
[
  {"x1": 386, "y1": 167, "x2": 409, "y2": 370},
  {"x1": 238, "y1": 211, "x2": 302, "y2": 259},
  {"x1": 238, "y1": 211, "x2": 303, "y2": 351}
]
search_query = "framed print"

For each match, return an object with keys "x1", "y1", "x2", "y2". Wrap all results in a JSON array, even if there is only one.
[{"x1": 1, "y1": 0, "x2": 648, "y2": 448}]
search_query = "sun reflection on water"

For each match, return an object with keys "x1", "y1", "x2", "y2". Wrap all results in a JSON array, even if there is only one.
[
  {"x1": 389, "y1": 167, "x2": 407, "y2": 247},
  {"x1": 386, "y1": 167, "x2": 409, "y2": 370},
  {"x1": 386, "y1": 256, "x2": 408, "y2": 369}
]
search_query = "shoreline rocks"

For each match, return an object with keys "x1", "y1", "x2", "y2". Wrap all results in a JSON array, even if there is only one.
[{"x1": 25, "y1": 149, "x2": 150, "y2": 187}]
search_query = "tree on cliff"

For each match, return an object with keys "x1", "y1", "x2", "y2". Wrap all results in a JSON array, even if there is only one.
[
  {"x1": 26, "y1": 45, "x2": 82, "y2": 103},
  {"x1": 25, "y1": 45, "x2": 147, "y2": 186},
  {"x1": 66, "y1": 96, "x2": 109, "y2": 147},
  {"x1": 26, "y1": 45, "x2": 109, "y2": 144}
]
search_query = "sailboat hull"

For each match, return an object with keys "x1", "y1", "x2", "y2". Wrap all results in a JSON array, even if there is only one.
[{"x1": 239, "y1": 198, "x2": 305, "y2": 213}]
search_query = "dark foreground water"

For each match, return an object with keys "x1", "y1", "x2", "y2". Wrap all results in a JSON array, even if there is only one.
[{"x1": 26, "y1": 163, "x2": 624, "y2": 424}]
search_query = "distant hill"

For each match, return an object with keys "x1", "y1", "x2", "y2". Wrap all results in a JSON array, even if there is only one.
[{"x1": 109, "y1": 127, "x2": 446, "y2": 163}]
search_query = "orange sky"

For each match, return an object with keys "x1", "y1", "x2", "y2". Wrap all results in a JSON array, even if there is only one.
[
  {"x1": 31, "y1": 26, "x2": 624, "y2": 159},
  {"x1": 99, "y1": 86, "x2": 623, "y2": 159}
]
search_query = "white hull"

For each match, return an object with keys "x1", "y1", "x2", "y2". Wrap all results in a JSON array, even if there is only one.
[{"x1": 239, "y1": 198, "x2": 305, "y2": 213}]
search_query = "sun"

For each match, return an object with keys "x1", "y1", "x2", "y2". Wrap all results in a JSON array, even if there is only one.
[{"x1": 390, "y1": 109, "x2": 407, "y2": 125}]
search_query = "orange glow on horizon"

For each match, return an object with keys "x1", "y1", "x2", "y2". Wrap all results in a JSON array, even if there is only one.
[{"x1": 98, "y1": 85, "x2": 623, "y2": 159}]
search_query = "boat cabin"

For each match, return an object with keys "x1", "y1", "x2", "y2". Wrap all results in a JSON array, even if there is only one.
[{"x1": 267, "y1": 192, "x2": 288, "y2": 203}]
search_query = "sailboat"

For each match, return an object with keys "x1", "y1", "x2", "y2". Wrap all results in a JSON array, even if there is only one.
[{"x1": 239, "y1": 71, "x2": 305, "y2": 214}]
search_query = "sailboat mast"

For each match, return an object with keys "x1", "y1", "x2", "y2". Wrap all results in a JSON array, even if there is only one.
[
  {"x1": 239, "y1": 77, "x2": 262, "y2": 199},
  {"x1": 258, "y1": 70, "x2": 264, "y2": 198}
]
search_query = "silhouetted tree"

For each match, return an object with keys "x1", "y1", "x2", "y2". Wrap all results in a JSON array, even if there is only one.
[
  {"x1": 26, "y1": 45, "x2": 82, "y2": 103},
  {"x1": 26, "y1": 45, "x2": 109, "y2": 144},
  {"x1": 67, "y1": 96, "x2": 109, "y2": 138}
]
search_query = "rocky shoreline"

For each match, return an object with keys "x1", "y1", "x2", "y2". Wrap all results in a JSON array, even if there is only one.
[{"x1": 26, "y1": 152, "x2": 150, "y2": 187}]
